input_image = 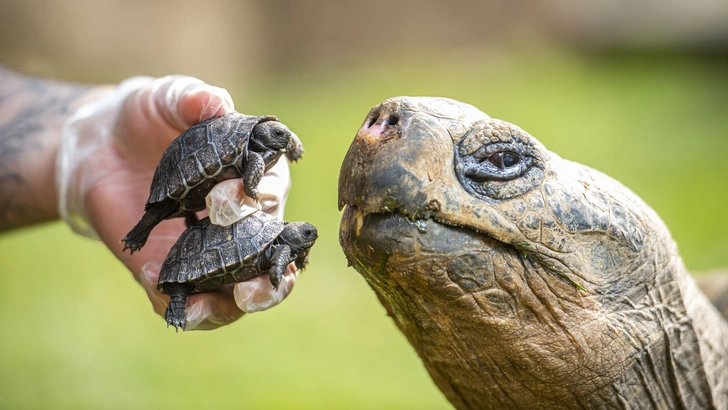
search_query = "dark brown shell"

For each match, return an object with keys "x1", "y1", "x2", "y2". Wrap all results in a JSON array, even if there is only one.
[
  {"x1": 157, "y1": 211, "x2": 284, "y2": 293},
  {"x1": 146, "y1": 112, "x2": 273, "y2": 214}
]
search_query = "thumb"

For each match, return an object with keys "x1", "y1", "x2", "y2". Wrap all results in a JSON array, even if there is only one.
[
  {"x1": 152, "y1": 75, "x2": 236, "y2": 130},
  {"x1": 114, "y1": 76, "x2": 236, "y2": 165}
]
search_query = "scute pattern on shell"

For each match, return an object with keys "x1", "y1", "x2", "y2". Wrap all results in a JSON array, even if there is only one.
[
  {"x1": 158, "y1": 212, "x2": 285, "y2": 293},
  {"x1": 147, "y1": 113, "x2": 262, "y2": 204}
]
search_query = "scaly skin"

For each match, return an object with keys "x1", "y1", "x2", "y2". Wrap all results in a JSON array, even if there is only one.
[{"x1": 338, "y1": 97, "x2": 728, "y2": 409}]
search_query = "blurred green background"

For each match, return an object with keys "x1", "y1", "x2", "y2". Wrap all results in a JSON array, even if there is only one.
[{"x1": 1, "y1": 1, "x2": 727, "y2": 409}]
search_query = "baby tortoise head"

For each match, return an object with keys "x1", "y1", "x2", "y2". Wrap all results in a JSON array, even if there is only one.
[
  {"x1": 250, "y1": 120, "x2": 304, "y2": 162},
  {"x1": 280, "y1": 222, "x2": 318, "y2": 269}
]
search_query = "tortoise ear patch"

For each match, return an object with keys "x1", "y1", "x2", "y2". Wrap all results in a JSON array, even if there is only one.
[{"x1": 454, "y1": 119, "x2": 545, "y2": 201}]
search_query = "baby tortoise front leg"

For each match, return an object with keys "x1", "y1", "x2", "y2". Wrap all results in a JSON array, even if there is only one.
[
  {"x1": 239, "y1": 120, "x2": 293, "y2": 201},
  {"x1": 267, "y1": 244, "x2": 296, "y2": 289},
  {"x1": 241, "y1": 151, "x2": 265, "y2": 201}
]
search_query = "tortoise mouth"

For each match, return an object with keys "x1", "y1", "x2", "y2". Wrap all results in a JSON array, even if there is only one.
[
  {"x1": 340, "y1": 203, "x2": 503, "y2": 248},
  {"x1": 339, "y1": 204, "x2": 519, "y2": 297},
  {"x1": 340, "y1": 204, "x2": 501, "y2": 260}
]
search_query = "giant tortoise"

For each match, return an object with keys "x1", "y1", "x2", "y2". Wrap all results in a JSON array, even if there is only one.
[{"x1": 338, "y1": 97, "x2": 728, "y2": 409}]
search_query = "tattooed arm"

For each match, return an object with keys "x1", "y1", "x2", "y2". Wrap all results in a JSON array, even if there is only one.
[{"x1": 0, "y1": 66, "x2": 110, "y2": 231}]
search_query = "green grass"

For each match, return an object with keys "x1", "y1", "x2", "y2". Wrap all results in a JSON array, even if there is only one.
[{"x1": 1, "y1": 49, "x2": 727, "y2": 409}]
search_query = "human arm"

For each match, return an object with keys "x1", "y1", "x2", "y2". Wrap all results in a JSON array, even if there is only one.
[{"x1": 0, "y1": 66, "x2": 109, "y2": 230}]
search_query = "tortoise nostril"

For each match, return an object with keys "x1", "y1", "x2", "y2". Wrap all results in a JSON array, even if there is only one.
[
  {"x1": 367, "y1": 112, "x2": 380, "y2": 128},
  {"x1": 385, "y1": 115, "x2": 399, "y2": 126}
]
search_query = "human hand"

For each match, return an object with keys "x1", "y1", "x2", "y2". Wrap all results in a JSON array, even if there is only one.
[{"x1": 57, "y1": 75, "x2": 299, "y2": 330}]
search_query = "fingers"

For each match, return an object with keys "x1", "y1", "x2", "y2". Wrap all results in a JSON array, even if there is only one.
[
  {"x1": 257, "y1": 158, "x2": 291, "y2": 219},
  {"x1": 184, "y1": 289, "x2": 245, "y2": 331},
  {"x1": 234, "y1": 263, "x2": 298, "y2": 313},
  {"x1": 206, "y1": 158, "x2": 291, "y2": 223},
  {"x1": 205, "y1": 179, "x2": 261, "y2": 226}
]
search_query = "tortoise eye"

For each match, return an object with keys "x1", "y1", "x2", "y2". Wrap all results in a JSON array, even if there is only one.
[
  {"x1": 464, "y1": 147, "x2": 530, "y2": 182},
  {"x1": 302, "y1": 225, "x2": 318, "y2": 239},
  {"x1": 454, "y1": 120, "x2": 545, "y2": 200},
  {"x1": 486, "y1": 151, "x2": 520, "y2": 169}
]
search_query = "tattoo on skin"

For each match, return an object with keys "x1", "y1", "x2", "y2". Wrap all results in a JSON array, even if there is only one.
[{"x1": 0, "y1": 67, "x2": 90, "y2": 231}]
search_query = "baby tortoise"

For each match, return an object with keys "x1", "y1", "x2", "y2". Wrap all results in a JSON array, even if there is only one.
[
  {"x1": 122, "y1": 112, "x2": 303, "y2": 253},
  {"x1": 158, "y1": 211, "x2": 317, "y2": 331}
]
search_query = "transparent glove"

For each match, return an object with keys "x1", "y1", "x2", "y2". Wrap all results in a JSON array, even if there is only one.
[{"x1": 57, "y1": 75, "x2": 298, "y2": 330}]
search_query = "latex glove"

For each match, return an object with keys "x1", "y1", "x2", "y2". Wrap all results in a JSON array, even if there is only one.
[{"x1": 57, "y1": 75, "x2": 298, "y2": 330}]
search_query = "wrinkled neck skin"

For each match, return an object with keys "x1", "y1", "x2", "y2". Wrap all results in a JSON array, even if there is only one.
[
  {"x1": 338, "y1": 97, "x2": 728, "y2": 410},
  {"x1": 248, "y1": 139, "x2": 285, "y2": 170}
]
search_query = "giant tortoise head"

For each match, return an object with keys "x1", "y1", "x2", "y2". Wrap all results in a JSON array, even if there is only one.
[{"x1": 338, "y1": 97, "x2": 728, "y2": 409}]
